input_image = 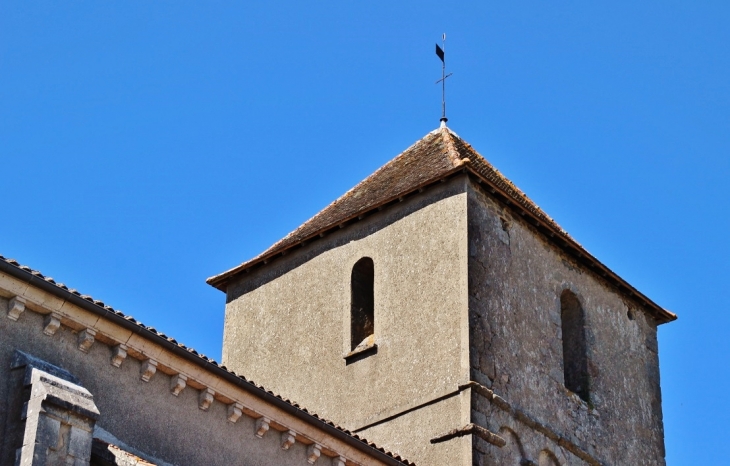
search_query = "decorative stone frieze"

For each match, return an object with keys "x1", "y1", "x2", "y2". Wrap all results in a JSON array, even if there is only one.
[
  {"x1": 199, "y1": 387, "x2": 215, "y2": 411},
  {"x1": 306, "y1": 443, "x2": 322, "y2": 464},
  {"x1": 78, "y1": 328, "x2": 97, "y2": 353},
  {"x1": 43, "y1": 312, "x2": 61, "y2": 336},
  {"x1": 140, "y1": 359, "x2": 158, "y2": 382},
  {"x1": 255, "y1": 417, "x2": 270, "y2": 438},
  {"x1": 7, "y1": 295, "x2": 26, "y2": 321},
  {"x1": 170, "y1": 374, "x2": 187, "y2": 396},
  {"x1": 280, "y1": 430, "x2": 296, "y2": 450},
  {"x1": 111, "y1": 344, "x2": 127, "y2": 367},
  {"x1": 227, "y1": 402, "x2": 243, "y2": 423}
]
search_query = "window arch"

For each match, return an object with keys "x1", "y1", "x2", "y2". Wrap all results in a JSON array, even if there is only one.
[
  {"x1": 351, "y1": 257, "x2": 374, "y2": 351},
  {"x1": 560, "y1": 290, "x2": 589, "y2": 402}
]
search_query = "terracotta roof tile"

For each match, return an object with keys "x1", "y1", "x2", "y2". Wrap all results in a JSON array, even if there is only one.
[{"x1": 207, "y1": 126, "x2": 676, "y2": 324}]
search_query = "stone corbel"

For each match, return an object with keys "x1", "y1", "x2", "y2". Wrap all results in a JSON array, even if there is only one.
[
  {"x1": 78, "y1": 328, "x2": 97, "y2": 353},
  {"x1": 280, "y1": 430, "x2": 296, "y2": 450},
  {"x1": 333, "y1": 456, "x2": 347, "y2": 466},
  {"x1": 227, "y1": 402, "x2": 243, "y2": 423},
  {"x1": 170, "y1": 374, "x2": 187, "y2": 396},
  {"x1": 199, "y1": 388, "x2": 215, "y2": 411},
  {"x1": 111, "y1": 344, "x2": 127, "y2": 367},
  {"x1": 255, "y1": 417, "x2": 270, "y2": 438},
  {"x1": 43, "y1": 312, "x2": 61, "y2": 336},
  {"x1": 140, "y1": 359, "x2": 158, "y2": 382},
  {"x1": 306, "y1": 444, "x2": 322, "y2": 464},
  {"x1": 7, "y1": 296, "x2": 26, "y2": 321}
]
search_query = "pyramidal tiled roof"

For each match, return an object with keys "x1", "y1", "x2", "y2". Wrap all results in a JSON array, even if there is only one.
[{"x1": 208, "y1": 126, "x2": 675, "y2": 324}]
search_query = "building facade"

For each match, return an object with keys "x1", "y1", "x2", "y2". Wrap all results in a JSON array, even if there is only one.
[{"x1": 1, "y1": 124, "x2": 675, "y2": 465}]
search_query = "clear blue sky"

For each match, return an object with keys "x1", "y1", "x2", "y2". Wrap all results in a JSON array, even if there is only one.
[{"x1": 1, "y1": 2, "x2": 727, "y2": 463}]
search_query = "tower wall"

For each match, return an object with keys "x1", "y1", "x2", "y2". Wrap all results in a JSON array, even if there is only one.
[
  {"x1": 223, "y1": 178, "x2": 472, "y2": 466},
  {"x1": 466, "y1": 179, "x2": 665, "y2": 465}
]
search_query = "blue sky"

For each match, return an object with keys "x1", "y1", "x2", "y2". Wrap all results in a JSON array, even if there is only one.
[{"x1": 1, "y1": 2, "x2": 728, "y2": 463}]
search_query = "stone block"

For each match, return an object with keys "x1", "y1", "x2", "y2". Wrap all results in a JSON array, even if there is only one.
[
  {"x1": 77, "y1": 328, "x2": 96, "y2": 353},
  {"x1": 227, "y1": 402, "x2": 243, "y2": 423},
  {"x1": 111, "y1": 344, "x2": 127, "y2": 368},
  {"x1": 198, "y1": 388, "x2": 214, "y2": 411},
  {"x1": 306, "y1": 443, "x2": 321, "y2": 464},
  {"x1": 170, "y1": 373, "x2": 188, "y2": 396},
  {"x1": 255, "y1": 417, "x2": 270, "y2": 438},
  {"x1": 43, "y1": 313, "x2": 61, "y2": 336},
  {"x1": 280, "y1": 430, "x2": 296, "y2": 450},
  {"x1": 7, "y1": 295, "x2": 26, "y2": 321},
  {"x1": 68, "y1": 426, "x2": 93, "y2": 460},
  {"x1": 140, "y1": 359, "x2": 157, "y2": 382}
]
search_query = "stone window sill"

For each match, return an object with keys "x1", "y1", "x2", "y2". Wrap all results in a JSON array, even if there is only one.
[{"x1": 344, "y1": 340, "x2": 377, "y2": 364}]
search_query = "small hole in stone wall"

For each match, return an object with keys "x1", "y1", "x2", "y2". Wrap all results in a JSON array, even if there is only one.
[{"x1": 627, "y1": 310, "x2": 634, "y2": 320}]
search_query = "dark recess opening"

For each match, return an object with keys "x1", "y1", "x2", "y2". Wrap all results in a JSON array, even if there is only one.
[
  {"x1": 560, "y1": 290, "x2": 589, "y2": 402},
  {"x1": 351, "y1": 257, "x2": 374, "y2": 351}
]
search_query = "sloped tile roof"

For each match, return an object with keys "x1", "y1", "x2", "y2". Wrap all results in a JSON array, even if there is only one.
[
  {"x1": 207, "y1": 126, "x2": 676, "y2": 324},
  {"x1": 0, "y1": 254, "x2": 415, "y2": 466}
]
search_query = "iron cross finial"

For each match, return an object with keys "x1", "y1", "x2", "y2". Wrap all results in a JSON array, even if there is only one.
[{"x1": 435, "y1": 33, "x2": 453, "y2": 127}]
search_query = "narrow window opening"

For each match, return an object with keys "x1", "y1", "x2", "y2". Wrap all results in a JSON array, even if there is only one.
[
  {"x1": 351, "y1": 257, "x2": 374, "y2": 352},
  {"x1": 560, "y1": 290, "x2": 589, "y2": 402}
]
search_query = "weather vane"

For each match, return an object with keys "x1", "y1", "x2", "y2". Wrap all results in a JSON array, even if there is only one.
[{"x1": 435, "y1": 33, "x2": 452, "y2": 127}]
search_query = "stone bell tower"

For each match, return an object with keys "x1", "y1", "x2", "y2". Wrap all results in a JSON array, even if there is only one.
[{"x1": 208, "y1": 125, "x2": 675, "y2": 466}]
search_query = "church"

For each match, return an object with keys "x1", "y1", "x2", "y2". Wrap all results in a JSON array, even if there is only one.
[{"x1": 0, "y1": 121, "x2": 675, "y2": 465}]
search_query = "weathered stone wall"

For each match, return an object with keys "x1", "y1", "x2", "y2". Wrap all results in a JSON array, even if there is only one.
[
  {"x1": 466, "y1": 179, "x2": 665, "y2": 465},
  {"x1": 224, "y1": 178, "x2": 472, "y2": 466},
  {"x1": 0, "y1": 297, "x2": 341, "y2": 466}
]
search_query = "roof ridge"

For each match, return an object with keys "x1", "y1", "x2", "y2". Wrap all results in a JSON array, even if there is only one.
[{"x1": 440, "y1": 127, "x2": 463, "y2": 166}]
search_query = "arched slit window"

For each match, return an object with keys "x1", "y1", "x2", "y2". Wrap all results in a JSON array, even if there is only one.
[
  {"x1": 351, "y1": 257, "x2": 374, "y2": 351},
  {"x1": 560, "y1": 290, "x2": 589, "y2": 402}
]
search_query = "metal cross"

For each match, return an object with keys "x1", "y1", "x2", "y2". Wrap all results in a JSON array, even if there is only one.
[{"x1": 435, "y1": 33, "x2": 453, "y2": 125}]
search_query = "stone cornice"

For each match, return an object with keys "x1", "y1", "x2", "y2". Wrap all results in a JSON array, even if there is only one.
[{"x1": 0, "y1": 266, "x2": 413, "y2": 466}]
